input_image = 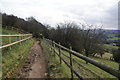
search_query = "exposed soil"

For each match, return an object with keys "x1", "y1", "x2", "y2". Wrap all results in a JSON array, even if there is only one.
[{"x1": 17, "y1": 41, "x2": 48, "y2": 78}]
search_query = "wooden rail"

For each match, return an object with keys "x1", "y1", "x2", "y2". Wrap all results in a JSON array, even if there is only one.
[
  {"x1": 1, "y1": 26, "x2": 32, "y2": 78},
  {"x1": 0, "y1": 34, "x2": 32, "y2": 37},
  {"x1": 0, "y1": 36, "x2": 32, "y2": 49},
  {"x1": 44, "y1": 38, "x2": 120, "y2": 79},
  {"x1": 1, "y1": 26, "x2": 32, "y2": 50},
  {"x1": 2, "y1": 25, "x2": 29, "y2": 34}
]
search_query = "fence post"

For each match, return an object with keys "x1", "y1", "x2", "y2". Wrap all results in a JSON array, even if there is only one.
[
  {"x1": 20, "y1": 35, "x2": 21, "y2": 44},
  {"x1": 12, "y1": 27, "x2": 13, "y2": 30},
  {"x1": 9, "y1": 34, "x2": 11, "y2": 50},
  {"x1": 50, "y1": 40, "x2": 53, "y2": 52},
  {"x1": 118, "y1": 62, "x2": 120, "y2": 80},
  {"x1": 48, "y1": 40, "x2": 50, "y2": 51},
  {"x1": 21, "y1": 30, "x2": 23, "y2": 33},
  {"x1": 59, "y1": 43, "x2": 62, "y2": 64},
  {"x1": 69, "y1": 46, "x2": 73, "y2": 79},
  {"x1": 49, "y1": 41, "x2": 53, "y2": 52},
  {"x1": 53, "y1": 41, "x2": 55, "y2": 56},
  {"x1": 50, "y1": 40, "x2": 53, "y2": 51},
  {"x1": 17, "y1": 28, "x2": 18, "y2": 33},
  {"x1": 21, "y1": 35, "x2": 23, "y2": 43},
  {"x1": 49, "y1": 40, "x2": 52, "y2": 51}
]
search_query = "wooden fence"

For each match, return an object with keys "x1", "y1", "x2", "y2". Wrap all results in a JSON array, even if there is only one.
[
  {"x1": 0, "y1": 34, "x2": 32, "y2": 49},
  {"x1": 2, "y1": 25, "x2": 29, "y2": 34},
  {"x1": 1, "y1": 34, "x2": 32, "y2": 78},
  {"x1": 1, "y1": 26, "x2": 32, "y2": 50},
  {"x1": 1, "y1": 26, "x2": 32, "y2": 78},
  {"x1": 44, "y1": 38, "x2": 120, "y2": 80}
]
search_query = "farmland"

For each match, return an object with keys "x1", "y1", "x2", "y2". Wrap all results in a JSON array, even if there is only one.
[{"x1": 105, "y1": 30, "x2": 120, "y2": 46}]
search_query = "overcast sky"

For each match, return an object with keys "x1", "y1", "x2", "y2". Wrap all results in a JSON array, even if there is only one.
[{"x1": 0, "y1": 0, "x2": 119, "y2": 29}]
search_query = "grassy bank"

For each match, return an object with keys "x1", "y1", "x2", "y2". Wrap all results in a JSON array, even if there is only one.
[
  {"x1": 59, "y1": 48, "x2": 118, "y2": 78},
  {"x1": 41, "y1": 39, "x2": 119, "y2": 78},
  {"x1": 41, "y1": 40, "x2": 71, "y2": 78},
  {"x1": 0, "y1": 28, "x2": 19, "y2": 35},
  {"x1": 1, "y1": 29, "x2": 26, "y2": 46},
  {"x1": 2, "y1": 38, "x2": 35, "y2": 78}
]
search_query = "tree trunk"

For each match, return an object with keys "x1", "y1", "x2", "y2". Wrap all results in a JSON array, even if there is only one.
[{"x1": 86, "y1": 52, "x2": 89, "y2": 64}]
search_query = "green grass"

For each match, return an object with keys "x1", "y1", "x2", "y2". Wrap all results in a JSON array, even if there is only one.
[
  {"x1": 1, "y1": 28, "x2": 22, "y2": 78},
  {"x1": 1, "y1": 28, "x2": 26, "y2": 46},
  {"x1": 103, "y1": 44, "x2": 118, "y2": 53},
  {"x1": 104, "y1": 44, "x2": 118, "y2": 49},
  {"x1": 62, "y1": 49, "x2": 118, "y2": 78},
  {"x1": 1, "y1": 28, "x2": 34, "y2": 78},
  {"x1": 41, "y1": 40, "x2": 71, "y2": 78},
  {"x1": 91, "y1": 57, "x2": 119, "y2": 70},
  {"x1": 94, "y1": 44, "x2": 118, "y2": 60},
  {"x1": 42, "y1": 40, "x2": 119, "y2": 78},
  {"x1": 0, "y1": 28, "x2": 19, "y2": 35},
  {"x1": 107, "y1": 37, "x2": 120, "y2": 41},
  {"x1": 107, "y1": 33, "x2": 120, "y2": 41},
  {"x1": 2, "y1": 36, "x2": 25, "y2": 46},
  {"x1": 107, "y1": 34, "x2": 120, "y2": 41},
  {"x1": 58, "y1": 49, "x2": 100, "y2": 78},
  {"x1": 2, "y1": 38, "x2": 35, "y2": 78},
  {"x1": 42, "y1": 40, "x2": 98, "y2": 78},
  {"x1": 95, "y1": 53, "x2": 112, "y2": 60},
  {"x1": 107, "y1": 34, "x2": 116, "y2": 37}
]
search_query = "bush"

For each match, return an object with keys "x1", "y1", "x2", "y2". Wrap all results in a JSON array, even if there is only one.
[{"x1": 113, "y1": 48, "x2": 120, "y2": 63}]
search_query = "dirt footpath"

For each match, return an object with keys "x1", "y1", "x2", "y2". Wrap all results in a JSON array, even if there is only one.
[{"x1": 17, "y1": 41, "x2": 48, "y2": 78}]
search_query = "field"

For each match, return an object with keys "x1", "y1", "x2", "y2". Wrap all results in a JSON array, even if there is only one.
[
  {"x1": 41, "y1": 40, "x2": 119, "y2": 78},
  {"x1": 102, "y1": 44, "x2": 118, "y2": 55},
  {"x1": 107, "y1": 34, "x2": 120, "y2": 41},
  {"x1": 107, "y1": 37, "x2": 120, "y2": 41}
]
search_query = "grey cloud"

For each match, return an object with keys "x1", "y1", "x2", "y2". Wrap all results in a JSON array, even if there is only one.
[
  {"x1": 102, "y1": 4, "x2": 118, "y2": 29},
  {"x1": 0, "y1": 0, "x2": 119, "y2": 29},
  {"x1": 58, "y1": 3, "x2": 118, "y2": 29}
]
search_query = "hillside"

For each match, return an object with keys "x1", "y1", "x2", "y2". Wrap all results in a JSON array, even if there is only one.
[
  {"x1": 104, "y1": 30, "x2": 120, "y2": 46},
  {"x1": 1, "y1": 29, "x2": 19, "y2": 34},
  {"x1": 2, "y1": 13, "x2": 48, "y2": 37},
  {"x1": 41, "y1": 39, "x2": 119, "y2": 78}
]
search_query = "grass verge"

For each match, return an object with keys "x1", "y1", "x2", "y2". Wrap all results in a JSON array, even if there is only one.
[
  {"x1": 41, "y1": 40, "x2": 71, "y2": 78},
  {"x1": 2, "y1": 38, "x2": 35, "y2": 78}
]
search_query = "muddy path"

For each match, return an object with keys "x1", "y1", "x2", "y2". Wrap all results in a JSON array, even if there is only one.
[{"x1": 17, "y1": 41, "x2": 48, "y2": 78}]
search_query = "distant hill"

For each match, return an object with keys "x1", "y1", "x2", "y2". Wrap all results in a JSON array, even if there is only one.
[
  {"x1": 104, "y1": 30, "x2": 120, "y2": 46},
  {"x1": 105, "y1": 30, "x2": 119, "y2": 34}
]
